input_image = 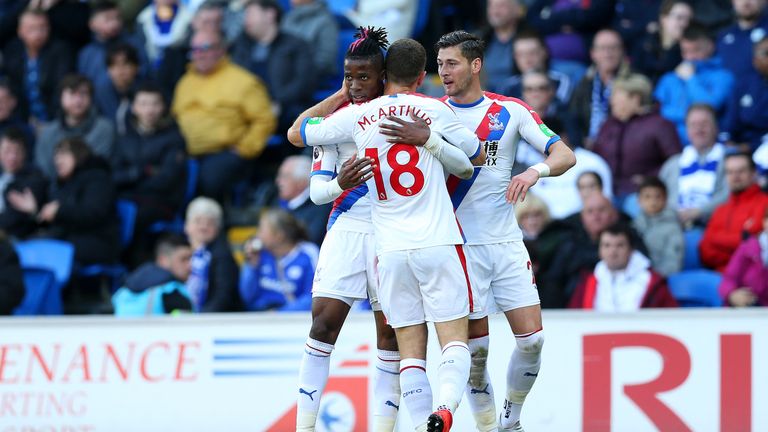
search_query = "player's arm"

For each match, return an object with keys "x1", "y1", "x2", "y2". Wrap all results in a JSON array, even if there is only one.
[
  {"x1": 310, "y1": 152, "x2": 374, "y2": 204},
  {"x1": 432, "y1": 103, "x2": 486, "y2": 166},
  {"x1": 286, "y1": 88, "x2": 350, "y2": 147},
  {"x1": 381, "y1": 114, "x2": 474, "y2": 179}
]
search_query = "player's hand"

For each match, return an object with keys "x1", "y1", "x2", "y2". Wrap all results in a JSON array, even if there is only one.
[
  {"x1": 506, "y1": 168, "x2": 540, "y2": 204},
  {"x1": 379, "y1": 113, "x2": 431, "y2": 145},
  {"x1": 337, "y1": 153, "x2": 375, "y2": 190}
]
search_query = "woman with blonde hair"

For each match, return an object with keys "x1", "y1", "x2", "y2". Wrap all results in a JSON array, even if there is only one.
[{"x1": 515, "y1": 193, "x2": 551, "y2": 240}]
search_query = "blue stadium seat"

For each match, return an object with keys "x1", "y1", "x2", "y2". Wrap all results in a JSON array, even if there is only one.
[
  {"x1": 117, "y1": 199, "x2": 137, "y2": 248},
  {"x1": 327, "y1": 0, "x2": 356, "y2": 16},
  {"x1": 14, "y1": 239, "x2": 75, "y2": 314},
  {"x1": 683, "y1": 228, "x2": 705, "y2": 270},
  {"x1": 667, "y1": 270, "x2": 723, "y2": 307},
  {"x1": 13, "y1": 267, "x2": 57, "y2": 315}
]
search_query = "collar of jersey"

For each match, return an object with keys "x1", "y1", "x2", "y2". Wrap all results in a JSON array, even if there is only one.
[{"x1": 447, "y1": 95, "x2": 485, "y2": 108}]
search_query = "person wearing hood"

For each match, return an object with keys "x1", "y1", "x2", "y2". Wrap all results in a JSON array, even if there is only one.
[
  {"x1": 632, "y1": 177, "x2": 684, "y2": 276},
  {"x1": 569, "y1": 223, "x2": 678, "y2": 311},
  {"x1": 35, "y1": 74, "x2": 115, "y2": 180},
  {"x1": 113, "y1": 233, "x2": 193, "y2": 316},
  {"x1": 8, "y1": 137, "x2": 120, "y2": 265},
  {"x1": 654, "y1": 24, "x2": 734, "y2": 145}
]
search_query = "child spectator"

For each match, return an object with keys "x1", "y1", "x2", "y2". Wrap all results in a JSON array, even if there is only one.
[
  {"x1": 0, "y1": 129, "x2": 47, "y2": 239},
  {"x1": 112, "y1": 233, "x2": 193, "y2": 316},
  {"x1": 633, "y1": 177, "x2": 684, "y2": 276},
  {"x1": 94, "y1": 44, "x2": 141, "y2": 133},
  {"x1": 719, "y1": 207, "x2": 768, "y2": 307},
  {"x1": 239, "y1": 208, "x2": 319, "y2": 311}
]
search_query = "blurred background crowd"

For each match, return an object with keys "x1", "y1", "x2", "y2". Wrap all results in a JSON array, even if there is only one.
[{"x1": 0, "y1": 0, "x2": 767, "y2": 316}]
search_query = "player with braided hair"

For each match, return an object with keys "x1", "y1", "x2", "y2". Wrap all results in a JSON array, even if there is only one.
[{"x1": 291, "y1": 27, "x2": 412, "y2": 432}]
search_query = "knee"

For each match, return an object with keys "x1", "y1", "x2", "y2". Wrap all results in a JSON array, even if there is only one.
[
  {"x1": 309, "y1": 317, "x2": 341, "y2": 344},
  {"x1": 515, "y1": 330, "x2": 544, "y2": 354},
  {"x1": 377, "y1": 329, "x2": 398, "y2": 352}
]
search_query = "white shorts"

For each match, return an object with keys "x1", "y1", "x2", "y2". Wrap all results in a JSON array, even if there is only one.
[
  {"x1": 312, "y1": 230, "x2": 382, "y2": 311},
  {"x1": 465, "y1": 241, "x2": 540, "y2": 319},
  {"x1": 377, "y1": 245, "x2": 474, "y2": 328}
]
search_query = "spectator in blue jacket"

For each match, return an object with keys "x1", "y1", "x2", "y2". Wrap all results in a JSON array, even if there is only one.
[
  {"x1": 239, "y1": 208, "x2": 319, "y2": 312},
  {"x1": 78, "y1": 1, "x2": 147, "y2": 86},
  {"x1": 654, "y1": 24, "x2": 734, "y2": 145},
  {"x1": 717, "y1": 0, "x2": 768, "y2": 78},
  {"x1": 722, "y1": 36, "x2": 768, "y2": 152},
  {"x1": 94, "y1": 44, "x2": 141, "y2": 133}
]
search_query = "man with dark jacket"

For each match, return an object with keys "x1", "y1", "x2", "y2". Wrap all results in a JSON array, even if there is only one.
[
  {"x1": 0, "y1": 231, "x2": 24, "y2": 315},
  {"x1": 231, "y1": 0, "x2": 315, "y2": 133},
  {"x1": 0, "y1": 81, "x2": 35, "y2": 150},
  {"x1": 0, "y1": 129, "x2": 47, "y2": 239},
  {"x1": 2, "y1": 8, "x2": 74, "y2": 122}
]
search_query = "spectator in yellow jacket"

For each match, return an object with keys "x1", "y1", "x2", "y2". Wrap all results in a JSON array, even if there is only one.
[{"x1": 172, "y1": 28, "x2": 276, "y2": 201}]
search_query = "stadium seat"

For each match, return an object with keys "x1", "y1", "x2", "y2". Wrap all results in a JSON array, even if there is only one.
[
  {"x1": 117, "y1": 199, "x2": 137, "y2": 248},
  {"x1": 13, "y1": 267, "x2": 57, "y2": 316},
  {"x1": 327, "y1": 0, "x2": 356, "y2": 16},
  {"x1": 683, "y1": 228, "x2": 705, "y2": 270},
  {"x1": 150, "y1": 159, "x2": 199, "y2": 233},
  {"x1": 667, "y1": 270, "x2": 723, "y2": 307},
  {"x1": 14, "y1": 239, "x2": 75, "y2": 314}
]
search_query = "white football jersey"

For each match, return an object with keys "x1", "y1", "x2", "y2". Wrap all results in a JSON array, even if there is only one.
[
  {"x1": 311, "y1": 142, "x2": 373, "y2": 234},
  {"x1": 301, "y1": 92, "x2": 482, "y2": 252},
  {"x1": 444, "y1": 92, "x2": 561, "y2": 245}
]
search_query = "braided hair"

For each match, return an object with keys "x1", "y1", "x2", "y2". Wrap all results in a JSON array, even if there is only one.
[{"x1": 346, "y1": 26, "x2": 388, "y2": 68}]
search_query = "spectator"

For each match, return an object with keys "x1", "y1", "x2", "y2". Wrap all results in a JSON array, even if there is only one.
[
  {"x1": 2, "y1": 8, "x2": 74, "y2": 123},
  {"x1": 0, "y1": 80, "x2": 35, "y2": 149},
  {"x1": 700, "y1": 152, "x2": 768, "y2": 271},
  {"x1": 112, "y1": 83, "x2": 187, "y2": 234},
  {"x1": 722, "y1": 36, "x2": 768, "y2": 152},
  {"x1": 479, "y1": 0, "x2": 528, "y2": 92},
  {"x1": 654, "y1": 24, "x2": 734, "y2": 144},
  {"x1": 0, "y1": 129, "x2": 47, "y2": 239},
  {"x1": 526, "y1": 0, "x2": 615, "y2": 63},
  {"x1": 275, "y1": 155, "x2": 331, "y2": 246},
  {"x1": 231, "y1": 0, "x2": 315, "y2": 133},
  {"x1": 497, "y1": 31, "x2": 575, "y2": 103},
  {"x1": 239, "y1": 208, "x2": 319, "y2": 311},
  {"x1": 594, "y1": 73, "x2": 682, "y2": 199},
  {"x1": 756, "y1": 138, "x2": 768, "y2": 187},
  {"x1": 0, "y1": 230, "x2": 24, "y2": 315},
  {"x1": 717, "y1": 0, "x2": 768, "y2": 78},
  {"x1": 719, "y1": 206, "x2": 768, "y2": 306},
  {"x1": 112, "y1": 233, "x2": 193, "y2": 316},
  {"x1": 344, "y1": 0, "x2": 418, "y2": 42},
  {"x1": 612, "y1": 0, "x2": 664, "y2": 53},
  {"x1": 515, "y1": 193, "x2": 551, "y2": 240},
  {"x1": 77, "y1": 0, "x2": 146, "y2": 85},
  {"x1": 633, "y1": 177, "x2": 684, "y2": 276},
  {"x1": 569, "y1": 223, "x2": 678, "y2": 310},
  {"x1": 173, "y1": 29, "x2": 276, "y2": 201},
  {"x1": 94, "y1": 44, "x2": 141, "y2": 134},
  {"x1": 569, "y1": 29, "x2": 632, "y2": 148},
  {"x1": 184, "y1": 197, "x2": 241, "y2": 312},
  {"x1": 659, "y1": 104, "x2": 728, "y2": 226},
  {"x1": 280, "y1": 0, "x2": 338, "y2": 80},
  {"x1": 632, "y1": 0, "x2": 693, "y2": 83},
  {"x1": 8, "y1": 137, "x2": 120, "y2": 265},
  {"x1": 577, "y1": 171, "x2": 612, "y2": 203},
  {"x1": 135, "y1": 0, "x2": 193, "y2": 68},
  {"x1": 35, "y1": 74, "x2": 115, "y2": 179},
  {"x1": 191, "y1": 0, "x2": 225, "y2": 34}
]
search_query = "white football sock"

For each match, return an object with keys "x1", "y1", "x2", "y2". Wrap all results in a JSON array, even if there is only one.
[
  {"x1": 500, "y1": 330, "x2": 544, "y2": 429},
  {"x1": 465, "y1": 335, "x2": 497, "y2": 431},
  {"x1": 400, "y1": 358, "x2": 433, "y2": 430},
  {"x1": 436, "y1": 341, "x2": 471, "y2": 414},
  {"x1": 373, "y1": 349, "x2": 401, "y2": 432},
  {"x1": 296, "y1": 338, "x2": 334, "y2": 431}
]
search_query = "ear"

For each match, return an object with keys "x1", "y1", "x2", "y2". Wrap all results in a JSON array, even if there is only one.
[
  {"x1": 415, "y1": 70, "x2": 427, "y2": 88},
  {"x1": 472, "y1": 58, "x2": 482, "y2": 75}
]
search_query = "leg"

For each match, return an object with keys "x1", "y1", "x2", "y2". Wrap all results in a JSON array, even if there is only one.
[
  {"x1": 466, "y1": 317, "x2": 497, "y2": 432},
  {"x1": 296, "y1": 297, "x2": 352, "y2": 431},
  {"x1": 395, "y1": 324, "x2": 433, "y2": 432},
  {"x1": 500, "y1": 305, "x2": 544, "y2": 431},
  {"x1": 373, "y1": 310, "x2": 401, "y2": 432},
  {"x1": 197, "y1": 151, "x2": 249, "y2": 202}
]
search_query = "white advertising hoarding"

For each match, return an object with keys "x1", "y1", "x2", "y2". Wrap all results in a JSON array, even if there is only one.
[{"x1": 0, "y1": 309, "x2": 765, "y2": 431}]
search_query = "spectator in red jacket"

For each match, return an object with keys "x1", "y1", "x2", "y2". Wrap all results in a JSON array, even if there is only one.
[
  {"x1": 700, "y1": 152, "x2": 768, "y2": 271},
  {"x1": 569, "y1": 223, "x2": 678, "y2": 311},
  {"x1": 719, "y1": 206, "x2": 768, "y2": 307}
]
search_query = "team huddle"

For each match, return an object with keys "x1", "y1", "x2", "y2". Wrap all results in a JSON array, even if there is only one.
[{"x1": 286, "y1": 28, "x2": 576, "y2": 432}]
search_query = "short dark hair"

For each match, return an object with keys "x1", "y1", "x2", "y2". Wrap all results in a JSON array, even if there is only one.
[
  {"x1": 385, "y1": 38, "x2": 426, "y2": 85},
  {"x1": 155, "y1": 233, "x2": 190, "y2": 258},
  {"x1": 686, "y1": 103, "x2": 716, "y2": 121},
  {"x1": 724, "y1": 151, "x2": 757, "y2": 171},
  {"x1": 660, "y1": 0, "x2": 691, "y2": 17},
  {"x1": 346, "y1": 26, "x2": 388, "y2": 70},
  {"x1": 578, "y1": 171, "x2": 604, "y2": 189},
  {"x1": 246, "y1": 0, "x2": 282, "y2": 23},
  {"x1": 133, "y1": 82, "x2": 166, "y2": 103},
  {"x1": 0, "y1": 78, "x2": 15, "y2": 97},
  {"x1": 261, "y1": 208, "x2": 309, "y2": 244},
  {"x1": 638, "y1": 176, "x2": 668, "y2": 197},
  {"x1": 54, "y1": 137, "x2": 92, "y2": 167},
  {"x1": 599, "y1": 222, "x2": 634, "y2": 245},
  {"x1": 106, "y1": 43, "x2": 139, "y2": 67},
  {"x1": 59, "y1": 74, "x2": 94, "y2": 98},
  {"x1": 90, "y1": 0, "x2": 119, "y2": 18},
  {"x1": 21, "y1": 8, "x2": 48, "y2": 20},
  {"x1": 682, "y1": 23, "x2": 712, "y2": 42},
  {"x1": 434, "y1": 30, "x2": 486, "y2": 63},
  {"x1": 0, "y1": 127, "x2": 29, "y2": 151},
  {"x1": 514, "y1": 29, "x2": 547, "y2": 49}
]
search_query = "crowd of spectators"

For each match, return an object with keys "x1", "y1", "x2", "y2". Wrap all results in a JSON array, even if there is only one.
[{"x1": 1, "y1": 0, "x2": 768, "y2": 315}]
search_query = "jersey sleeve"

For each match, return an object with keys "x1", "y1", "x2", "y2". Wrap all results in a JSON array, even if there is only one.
[
  {"x1": 431, "y1": 101, "x2": 483, "y2": 159},
  {"x1": 512, "y1": 102, "x2": 561, "y2": 156},
  {"x1": 310, "y1": 144, "x2": 338, "y2": 178},
  {"x1": 300, "y1": 104, "x2": 357, "y2": 147}
]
